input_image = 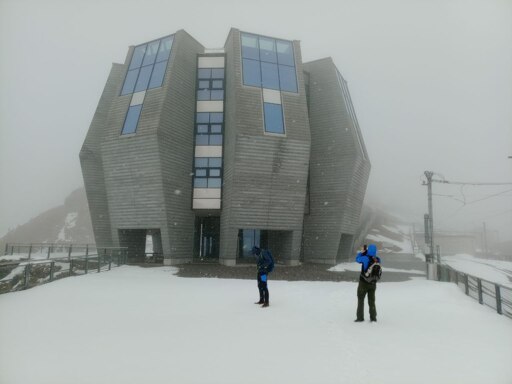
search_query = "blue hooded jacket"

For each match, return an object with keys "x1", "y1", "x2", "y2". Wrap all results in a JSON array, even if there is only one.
[{"x1": 356, "y1": 244, "x2": 381, "y2": 273}]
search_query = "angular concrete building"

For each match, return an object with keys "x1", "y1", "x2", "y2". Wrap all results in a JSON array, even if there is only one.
[{"x1": 80, "y1": 28, "x2": 370, "y2": 266}]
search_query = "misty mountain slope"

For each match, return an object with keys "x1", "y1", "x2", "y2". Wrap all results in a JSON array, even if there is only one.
[
  {"x1": 360, "y1": 208, "x2": 414, "y2": 254},
  {"x1": 0, "y1": 188, "x2": 93, "y2": 248}
]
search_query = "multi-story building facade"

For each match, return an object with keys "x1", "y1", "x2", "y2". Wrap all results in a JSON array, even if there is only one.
[{"x1": 80, "y1": 28, "x2": 370, "y2": 266}]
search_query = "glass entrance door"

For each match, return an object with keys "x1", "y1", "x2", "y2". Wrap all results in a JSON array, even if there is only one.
[{"x1": 195, "y1": 217, "x2": 220, "y2": 259}]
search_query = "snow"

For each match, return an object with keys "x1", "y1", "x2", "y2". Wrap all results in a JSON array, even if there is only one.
[
  {"x1": 0, "y1": 266, "x2": 511, "y2": 384},
  {"x1": 366, "y1": 225, "x2": 413, "y2": 253},
  {"x1": 57, "y1": 212, "x2": 78, "y2": 241},
  {"x1": 329, "y1": 261, "x2": 425, "y2": 275},
  {"x1": 442, "y1": 254, "x2": 512, "y2": 288}
]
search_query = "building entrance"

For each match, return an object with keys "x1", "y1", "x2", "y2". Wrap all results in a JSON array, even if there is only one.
[
  {"x1": 194, "y1": 217, "x2": 220, "y2": 259},
  {"x1": 118, "y1": 228, "x2": 163, "y2": 263}
]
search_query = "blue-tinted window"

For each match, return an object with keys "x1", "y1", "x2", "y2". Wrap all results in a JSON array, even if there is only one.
[
  {"x1": 197, "y1": 89, "x2": 211, "y2": 100},
  {"x1": 209, "y1": 169, "x2": 221, "y2": 177},
  {"x1": 261, "y1": 62, "x2": 279, "y2": 90},
  {"x1": 209, "y1": 158, "x2": 222, "y2": 167},
  {"x1": 210, "y1": 113, "x2": 223, "y2": 123},
  {"x1": 278, "y1": 65, "x2": 297, "y2": 93},
  {"x1": 134, "y1": 65, "x2": 153, "y2": 92},
  {"x1": 209, "y1": 135, "x2": 223, "y2": 145},
  {"x1": 121, "y1": 105, "x2": 142, "y2": 135},
  {"x1": 241, "y1": 34, "x2": 259, "y2": 60},
  {"x1": 276, "y1": 40, "x2": 294, "y2": 66},
  {"x1": 210, "y1": 124, "x2": 222, "y2": 133},
  {"x1": 211, "y1": 68, "x2": 224, "y2": 79},
  {"x1": 263, "y1": 103, "x2": 284, "y2": 134},
  {"x1": 194, "y1": 178, "x2": 208, "y2": 188},
  {"x1": 197, "y1": 124, "x2": 208, "y2": 133},
  {"x1": 121, "y1": 35, "x2": 173, "y2": 96},
  {"x1": 241, "y1": 33, "x2": 297, "y2": 93},
  {"x1": 212, "y1": 80, "x2": 223, "y2": 89},
  {"x1": 259, "y1": 37, "x2": 277, "y2": 63},
  {"x1": 142, "y1": 40, "x2": 160, "y2": 66},
  {"x1": 196, "y1": 113, "x2": 210, "y2": 124},
  {"x1": 210, "y1": 90, "x2": 224, "y2": 100},
  {"x1": 208, "y1": 178, "x2": 222, "y2": 188},
  {"x1": 156, "y1": 36, "x2": 173, "y2": 62},
  {"x1": 148, "y1": 61, "x2": 167, "y2": 89},
  {"x1": 195, "y1": 158, "x2": 208, "y2": 167},
  {"x1": 129, "y1": 45, "x2": 146, "y2": 70},
  {"x1": 121, "y1": 69, "x2": 139, "y2": 95},
  {"x1": 198, "y1": 68, "x2": 211, "y2": 79},
  {"x1": 195, "y1": 169, "x2": 207, "y2": 177},
  {"x1": 242, "y1": 59, "x2": 261, "y2": 87},
  {"x1": 196, "y1": 135, "x2": 209, "y2": 145}
]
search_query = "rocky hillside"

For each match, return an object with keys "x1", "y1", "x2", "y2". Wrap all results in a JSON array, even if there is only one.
[{"x1": 0, "y1": 188, "x2": 94, "y2": 251}]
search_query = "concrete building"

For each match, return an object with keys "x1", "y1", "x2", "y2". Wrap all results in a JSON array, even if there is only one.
[{"x1": 80, "y1": 28, "x2": 370, "y2": 266}]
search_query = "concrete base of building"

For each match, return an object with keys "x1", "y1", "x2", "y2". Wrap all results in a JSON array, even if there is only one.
[{"x1": 219, "y1": 258, "x2": 236, "y2": 266}]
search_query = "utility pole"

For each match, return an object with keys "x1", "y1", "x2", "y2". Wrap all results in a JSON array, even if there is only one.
[
  {"x1": 423, "y1": 171, "x2": 435, "y2": 263},
  {"x1": 483, "y1": 222, "x2": 488, "y2": 259}
]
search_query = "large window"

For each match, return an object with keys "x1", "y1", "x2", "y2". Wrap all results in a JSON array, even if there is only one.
[
  {"x1": 194, "y1": 157, "x2": 222, "y2": 188},
  {"x1": 121, "y1": 104, "x2": 142, "y2": 135},
  {"x1": 241, "y1": 33, "x2": 297, "y2": 93},
  {"x1": 263, "y1": 103, "x2": 284, "y2": 134},
  {"x1": 121, "y1": 35, "x2": 173, "y2": 96},
  {"x1": 197, "y1": 68, "x2": 225, "y2": 101},
  {"x1": 195, "y1": 112, "x2": 223, "y2": 146}
]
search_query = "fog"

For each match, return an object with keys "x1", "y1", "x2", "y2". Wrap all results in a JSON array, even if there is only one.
[{"x1": 1, "y1": 0, "x2": 511, "y2": 240}]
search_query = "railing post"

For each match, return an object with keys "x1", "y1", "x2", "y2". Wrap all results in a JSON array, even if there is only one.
[
  {"x1": 477, "y1": 279, "x2": 483, "y2": 304},
  {"x1": 4, "y1": 243, "x2": 7, "y2": 256},
  {"x1": 465, "y1": 275, "x2": 469, "y2": 295},
  {"x1": 97, "y1": 254, "x2": 101, "y2": 273},
  {"x1": 109, "y1": 251, "x2": 112, "y2": 270},
  {"x1": 69, "y1": 259, "x2": 73, "y2": 277},
  {"x1": 50, "y1": 261, "x2": 55, "y2": 282},
  {"x1": 27, "y1": 244, "x2": 32, "y2": 260},
  {"x1": 85, "y1": 255, "x2": 89, "y2": 274},
  {"x1": 86, "y1": 244, "x2": 89, "y2": 256},
  {"x1": 117, "y1": 251, "x2": 120, "y2": 267},
  {"x1": 455, "y1": 271, "x2": 459, "y2": 286},
  {"x1": 495, "y1": 285, "x2": 502, "y2": 315},
  {"x1": 11, "y1": 245, "x2": 14, "y2": 255},
  {"x1": 24, "y1": 264, "x2": 31, "y2": 289},
  {"x1": 47, "y1": 246, "x2": 51, "y2": 259},
  {"x1": 68, "y1": 244, "x2": 73, "y2": 259}
]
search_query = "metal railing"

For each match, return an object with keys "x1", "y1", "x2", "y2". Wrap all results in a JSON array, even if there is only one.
[
  {"x1": 434, "y1": 263, "x2": 512, "y2": 319},
  {"x1": 2, "y1": 243, "x2": 100, "y2": 260},
  {"x1": 0, "y1": 248, "x2": 128, "y2": 294}
]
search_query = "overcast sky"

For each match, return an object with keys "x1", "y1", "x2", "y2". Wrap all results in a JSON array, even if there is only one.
[{"x1": 1, "y1": 0, "x2": 511, "y2": 241}]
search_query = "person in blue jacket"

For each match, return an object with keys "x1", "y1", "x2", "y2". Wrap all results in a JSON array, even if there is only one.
[
  {"x1": 252, "y1": 246, "x2": 270, "y2": 308},
  {"x1": 355, "y1": 244, "x2": 381, "y2": 322}
]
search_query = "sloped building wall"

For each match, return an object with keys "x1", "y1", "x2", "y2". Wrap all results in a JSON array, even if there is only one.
[{"x1": 302, "y1": 58, "x2": 370, "y2": 264}]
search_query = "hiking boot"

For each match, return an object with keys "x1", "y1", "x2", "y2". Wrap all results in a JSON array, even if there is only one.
[
  {"x1": 354, "y1": 319, "x2": 364, "y2": 322},
  {"x1": 370, "y1": 319, "x2": 377, "y2": 322},
  {"x1": 261, "y1": 303, "x2": 269, "y2": 308},
  {"x1": 255, "y1": 301, "x2": 264, "y2": 304}
]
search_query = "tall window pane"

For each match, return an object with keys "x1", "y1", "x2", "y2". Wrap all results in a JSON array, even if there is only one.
[
  {"x1": 142, "y1": 40, "x2": 160, "y2": 66},
  {"x1": 198, "y1": 68, "x2": 211, "y2": 79},
  {"x1": 121, "y1": 68, "x2": 139, "y2": 95},
  {"x1": 263, "y1": 103, "x2": 284, "y2": 134},
  {"x1": 261, "y1": 62, "x2": 279, "y2": 90},
  {"x1": 156, "y1": 36, "x2": 173, "y2": 62},
  {"x1": 196, "y1": 113, "x2": 210, "y2": 123},
  {"x1": 211, "y1": 68, "x2": 224, "y2": 79},
  {"x1": 242, "y1": 59, "x2": 261, "y2": 87},
  {"x1": 129, "y1": 45, "x2": 146, "y2": 70},
  {"x1": 259, "y1": 37, "x2": 277, "y2": 63},
  {"x1": 241, "y1": 34, "x2": 259, "y2": 60},
  {"x1": 276, "y1": 40, "x2": 294, "y2": 66},
  {"x1": 210, "y1": 113, "x2": 223, "y2": 123},
  {"x1": 278, "y1": 65, "x2": 297, "y2": 93},
  {"x1": 134, "y1": 65, "x2": 153, "y2": 92},
  {"x1": 121, "y1": 104, "x2": 142, "y2": 135},
  {"x1": 148, "y1": 61, "x2": 167, "y2": 89}
]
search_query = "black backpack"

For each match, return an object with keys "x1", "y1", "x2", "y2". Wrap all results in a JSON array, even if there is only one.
[
  {"x1": 262, "y1": 249, "x2": 275, "y2": 273},
  {"x1": 363, "y1": 257, "x2": 382, "y2": 283}
]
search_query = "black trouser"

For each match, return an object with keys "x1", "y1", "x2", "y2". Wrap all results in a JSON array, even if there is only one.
[
  {"x1": 257, "y1": 272, "x2": 269, "y2": 304},
  {"x1": 356, "y1": 279, "x2": 377, "y2": 321}
]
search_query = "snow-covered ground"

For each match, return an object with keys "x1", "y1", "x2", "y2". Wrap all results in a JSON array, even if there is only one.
[
  {"x1": 0, "y1": 266, "x2": 511, "y2": 384},
  {"x1": 442, "y1": 254, "x2": 512, "y2": 288}
]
